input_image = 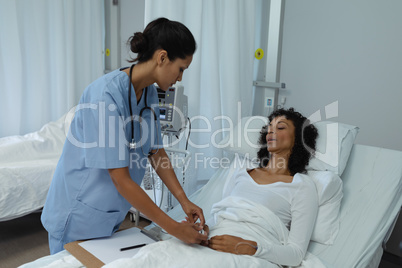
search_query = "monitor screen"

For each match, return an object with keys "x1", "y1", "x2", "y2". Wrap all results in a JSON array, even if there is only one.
[{"x1": 160, "y1": 108, "x2": 166, "y2": 120}]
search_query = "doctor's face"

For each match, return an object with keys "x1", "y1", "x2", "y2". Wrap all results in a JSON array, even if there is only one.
[
  {"x1": 157, "y1": 54, "x2": 193, "y2": 91},
  {"x1": 266, "y1": 116, "x2": 295, "y2": 155}
]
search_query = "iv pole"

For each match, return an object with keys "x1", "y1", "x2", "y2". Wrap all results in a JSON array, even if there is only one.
[{"x1": 164, "y1": 132, "x2": 191, "y2": 211}]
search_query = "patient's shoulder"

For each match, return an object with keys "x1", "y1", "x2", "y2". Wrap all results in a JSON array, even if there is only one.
[{"x1": 293, "y1": 173, "x2": 317, "y2": 192}]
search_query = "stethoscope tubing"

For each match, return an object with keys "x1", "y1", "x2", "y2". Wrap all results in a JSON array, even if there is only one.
[{"x1": 128, "y1": 64, "x2": 159, "y2": 157}]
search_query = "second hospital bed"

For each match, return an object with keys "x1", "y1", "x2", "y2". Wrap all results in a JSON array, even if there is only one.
[
  {"x1": 0, "y1": 113, "x2": 73, "y2": 222},
  {"x1": 20, "y1": 116, "x2": 402, "y2": 267}
]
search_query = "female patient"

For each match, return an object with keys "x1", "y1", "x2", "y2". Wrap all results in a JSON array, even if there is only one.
[
  {"x1": 105, "y1": 108, "x2": 320, "y2": 267},
  {"x1": 205, "y1": 108, "x2": 319, "y2": 266}
]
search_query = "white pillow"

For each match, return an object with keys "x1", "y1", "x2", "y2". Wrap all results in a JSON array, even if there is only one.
[
  {"x1": 307, "y1": 121, "x2": 359, "y2": 175},
  {"x1": 308, "y1": 170, "x2": 343, "y2": 245}
]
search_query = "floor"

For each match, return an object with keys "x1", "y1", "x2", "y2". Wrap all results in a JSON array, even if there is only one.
[
  {"x1": 0, "y1": 213, "x2": 400, "y2": 268},
  {"x1": 379, "y1": 252, "x2": 402, "y2": 268}
]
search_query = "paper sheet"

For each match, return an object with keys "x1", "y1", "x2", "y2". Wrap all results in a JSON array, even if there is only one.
[{"x1": 79, "y1": 227, "x2": 156, "y2": 264}]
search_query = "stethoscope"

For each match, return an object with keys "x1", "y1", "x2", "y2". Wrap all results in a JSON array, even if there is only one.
[{"x1": 127, "y1": 64, "x2": 159, "y2": 156}]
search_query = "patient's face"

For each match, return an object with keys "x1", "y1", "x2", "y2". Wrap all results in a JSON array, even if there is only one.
[{"x1": 266, "y1": 116, "x2": 295, "y2": 155}]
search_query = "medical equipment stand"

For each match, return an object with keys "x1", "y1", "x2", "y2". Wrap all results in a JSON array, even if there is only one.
[
  {"x1": 164, "y1": 133, "x2": 191, "y2": 211},
  {"x1": 129, "y1": 130, "x2": 191, "y2": 226}
]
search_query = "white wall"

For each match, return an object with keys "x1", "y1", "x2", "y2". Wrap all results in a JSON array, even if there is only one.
[
  {"x1": 279, "y1": 0, "x2": 402, "y2": 151},
  {"x1": 119, "y1": 0, "x2": 145, "y2": 67},
  {"x1": 116, "y1": 0, "x2": 402, "y2": 151}
]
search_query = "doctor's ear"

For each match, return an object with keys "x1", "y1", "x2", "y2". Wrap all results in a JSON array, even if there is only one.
[{"x1": 157, "y1": 50, "x2": 168, "y2": 65}]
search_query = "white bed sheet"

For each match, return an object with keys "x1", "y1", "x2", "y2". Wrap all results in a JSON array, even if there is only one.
[
  {"x1": 0, "y1": 114, "x2": 70, "y2": 221},
  {"x1": 19, "y1": 144, "x2": 402, "y2": 268}
]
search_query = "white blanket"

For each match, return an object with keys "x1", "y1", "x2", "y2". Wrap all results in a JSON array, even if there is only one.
[
  {"x1": 104, "y1": 196, "x2": 325, "y2": 268},
  {"x1": 0, "y1": 114, "x2": 69, "y2": 221}
]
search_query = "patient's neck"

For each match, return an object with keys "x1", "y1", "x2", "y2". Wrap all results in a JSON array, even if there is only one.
[{"x1": 266, "y1": 153, "x2": 291, "y2": 176}]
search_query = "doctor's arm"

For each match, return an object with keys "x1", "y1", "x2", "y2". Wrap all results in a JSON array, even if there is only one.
[
  {"x1": 148, "y1": 148, "x2": 205, "y2": 226},
  {"x1": 108, "y1": 167, "x2": 207, "y2": 244}
]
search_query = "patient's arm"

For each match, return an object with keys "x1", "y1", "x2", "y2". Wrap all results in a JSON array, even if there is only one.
[{"x1": 208, "y1": 235, "x2": 257, "y2": 255}]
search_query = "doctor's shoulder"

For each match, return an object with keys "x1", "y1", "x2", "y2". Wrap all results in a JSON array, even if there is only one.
[{"x1": 80, "y1": 70, "x2": 127, "y2": 101}]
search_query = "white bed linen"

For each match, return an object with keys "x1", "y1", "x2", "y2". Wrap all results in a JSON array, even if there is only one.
[
  {"x1": 19, "y1": 251, "x2": 84, "y2": 268},
  {"x1": 19, "y1": 144, "x2": 402, "y2": 268},
  {"x1": 0, "y1": 114, "x2": 70, "y2": 221},
  {"x1": 0, "y1": 159, "x2": 59, "y2": 221},
  {"x1": 104, "y1": 196, "x2": 324, "y2": 268}
]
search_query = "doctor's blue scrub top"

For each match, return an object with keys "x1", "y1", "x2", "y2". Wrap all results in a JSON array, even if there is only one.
[{"x1": 41, "y1": 68, "x2": 163, "y2": 247}]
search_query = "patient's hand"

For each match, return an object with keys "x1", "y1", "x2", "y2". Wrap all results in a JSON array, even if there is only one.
[{"x1": 208, "y1": 235, "x2": 257, "y2": 255}]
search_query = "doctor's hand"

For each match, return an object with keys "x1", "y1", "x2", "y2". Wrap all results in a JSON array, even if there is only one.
[
  {"x1": 180, "y1": 200, "x2": 205, "y2": 226},
  {"x1": 171, "y1": 222, "x2": 208, "y2": 244}
]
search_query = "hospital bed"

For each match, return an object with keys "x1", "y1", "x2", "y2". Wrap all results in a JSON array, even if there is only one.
[
  {"x1": 19, "y1": 116, "x2": 402, "y2": 267},
  {"x1": 0, "y1": 113, "x2": 72, "y2": 222}
]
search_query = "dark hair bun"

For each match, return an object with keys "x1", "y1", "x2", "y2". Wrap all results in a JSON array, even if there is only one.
[
  {"x1": 126, "y1": 17, "x2": 196, "y2": 63},
  {"x1": 129, "y1": 32, "x2": 148, "y2": 54}
]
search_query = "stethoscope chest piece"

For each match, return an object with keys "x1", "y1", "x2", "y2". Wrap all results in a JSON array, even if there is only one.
[{"x1": 129, "y1": 140, "x2": 138, "y2": 149}]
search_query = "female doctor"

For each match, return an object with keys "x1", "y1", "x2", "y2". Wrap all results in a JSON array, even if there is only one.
[{"x1": 41, "y1": 17, "x2": 207, "y2": 254}]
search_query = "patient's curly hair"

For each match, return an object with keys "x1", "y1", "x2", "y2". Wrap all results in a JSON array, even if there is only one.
[{"x1": 257, "y1": 108, "x2": 318, "y2": 175}]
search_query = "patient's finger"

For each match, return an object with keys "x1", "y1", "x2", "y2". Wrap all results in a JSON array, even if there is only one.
[
  {"x1": 208, "y1": 240, "x2": 225, "y2": 251},
  {"x1": 209, "y1": 241, "x2": 232, "y2": 253},
  {"x1": 210, "y1": 235, "x2": 224, "y2": 241},
  {"x1": 209, "y1": 236, "x2": 226, "y2": 247},
  {"x1": 200, "y1": 238, "x2": 209, "y2": 246}
]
